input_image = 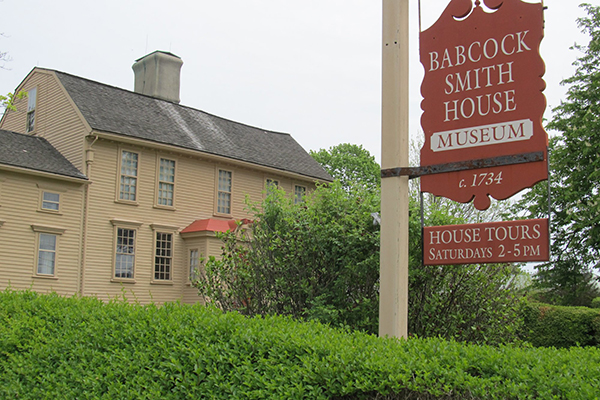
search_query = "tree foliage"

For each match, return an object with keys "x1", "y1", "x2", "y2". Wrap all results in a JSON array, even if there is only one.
[
  {"x1": 516, "y1": 4, "x2": 600, "y2": 306},
  {"x1": 0, "y1": 90, "x2": 25, "y2": 112},
  {"x1": 196, "y1": 182, "x2": 381, "y2": 333},
  {"x1": 196, "y1": 144, "x2": 523, "y2": 343},
  {"x1": 1, "y1": 31, "x2": 25, "y2": 113},
  {"x1": 409, "y1": 197, "x2": 523, "y2": 343},
  {"x1": 310, "y1": 143, "x2": 381, "y2": 191}
]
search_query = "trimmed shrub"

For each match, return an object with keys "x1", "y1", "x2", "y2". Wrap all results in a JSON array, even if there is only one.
[
  {"x1": 1, "y1": 290, "x2": 600, "y2": 399},
  {"x1": 591, "y1": 297, "x2": 600, "y2": 309},
  {"x1": 197, "y1": 183, "x2": 524, "y2": 345},
  {"x1": 521, "y1": 301, "x2": 600, "y2": 348}
]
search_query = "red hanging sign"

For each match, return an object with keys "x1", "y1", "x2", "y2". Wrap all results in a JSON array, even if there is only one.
[{"x1": 419, "y1": 0, "x2": 548, "y2": 210}]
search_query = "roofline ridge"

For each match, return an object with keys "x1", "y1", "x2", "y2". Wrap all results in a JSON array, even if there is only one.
[{"x1": 52, "y1": 69, "x2": 293, "y2": 137}]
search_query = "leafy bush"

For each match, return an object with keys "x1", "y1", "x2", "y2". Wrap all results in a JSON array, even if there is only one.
[
  {"x1": 196, "y1": 183, "x2": 523, "y2": 343},
  {"x1": 197, "y1": 176, "x2": 523, "y2": 344},
  {"x1": 1, "y1": 290, "x2": 600, "y2": 399},
  {"x1": 408, "y1": 199, "x2": 523, "y2": 344},
  {"x1": 196, "y1": 182, "x2": 381, "y2": 334},
  {"x1": 520, "y1": 301, "x2": 600, "y2": 348},
  {"x1": 591, "y1": 297, "x2": 600, "y2": 309},
  {"x1": 513, "y1": 4, "x2": 600, "y2": 307}
]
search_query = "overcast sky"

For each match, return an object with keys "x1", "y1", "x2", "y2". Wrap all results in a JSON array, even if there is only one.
[{"x1": 0, "y1": 0, "x2": 593, "y2": 163}]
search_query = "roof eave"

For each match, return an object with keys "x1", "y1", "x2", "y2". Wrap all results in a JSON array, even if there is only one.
[
  {"x1": 89, "y1": 130, "x2": 332, "y2": 183},
  {"x1": 0, "y1": 163, "x2": 89, "y2": 184}
]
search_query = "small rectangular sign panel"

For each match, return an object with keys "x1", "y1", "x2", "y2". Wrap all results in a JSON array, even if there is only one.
[{"x1": 424, "y1": 218, "x2": 549, "y2": 265}]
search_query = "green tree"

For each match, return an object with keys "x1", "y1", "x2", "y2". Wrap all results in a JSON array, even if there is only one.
[
  {"x1": 409, "y1": 197, "x2": 523, "y2": 343},
  {"x1": 516, "y1": 4, "x2": 600, "y2": 306},
  {"x1": 196, "y1": 182, "x2": 381, "y2": 333},
  {"x1": 1, "y1": 29, "x2": 25, "y2": 112},
  {"x1": 196, "y1": 144, "x2": 523, "y2": 343},
  {"x1": 310, "y1": 143, "x2": 380, "y2": 191},
  {"x1": 1, "y1": 91, "x2": 25, "y2": 112}
]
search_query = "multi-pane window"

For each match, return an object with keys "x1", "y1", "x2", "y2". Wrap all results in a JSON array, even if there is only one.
[
  {"x1": 120, "y1": 151, "x2": 138, "y2": 201},
  {"x1": 115, "y1": 228, "x2": 136, "y2": 279},
  {"x1": 266, "y1": 179, "x2": 279, "y2": 195},
  {"x1": 294, "y1": 185, "x2": 307, "y2": 204},
  {"x1": 217, "y1": 169, "x2": 232, "y2": 214},
  {"x1": 154, "y1": 232, "x2": 173, "y2": 280},
  {"x1": 26, "y1": 88, "x2": 37, "y2": 132},
  {"x1": 189, "y1": 249, "x2": 199, "y2": 281},
  {"x1": 41, "y1": 192, "x2": 60, "y2": 211},
  {"x1": 37, "y1": 233, "x2": 57, "y2": 275},
  {"x1": 157, "y1": 158, "x2": 175, "y2": 206}
]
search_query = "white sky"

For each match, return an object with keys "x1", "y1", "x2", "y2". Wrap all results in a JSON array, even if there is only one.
[{"x1": 0, "y1": 0, "x2": 594, "y2": 163}]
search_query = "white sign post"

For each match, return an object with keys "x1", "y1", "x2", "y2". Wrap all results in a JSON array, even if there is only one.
[{"x1": 379, "y1": 0, "x2": 410, "y2": 338}]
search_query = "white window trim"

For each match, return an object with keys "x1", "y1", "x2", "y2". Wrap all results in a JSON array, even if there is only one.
[
  {"x1": 189, "y1": 248, "x2": 200, "y2": 283},
  {"x1": 36, "y1": 184, "x2": 67, "y2": 214},
  {"x1": 26, "y1": 87, "x2": 37, "y2": 133},
  {"x1": 0, "y1": 177, "x2": 5, "y2": 208},
  {"x1": 265, "y1": 178, "x2": 279, "y2": 188},
  {"x1": 265, "y1": 178, "x2": 280, "y2": 197},
  {"x1": 115, "y1": 148, "x2": 141, "y2": 206},
  {"x1": 154, "y1": 156, "x2": 177, "y2": 210},
  {"x1": 35, "y1": 233, "x2": 58, "y2": 277},
  {"x1": 294, "y1": 184, "x2": 308, "y2": 204},
  {"x1": 31, "y1": 224, "x2": 67, "y2": 235},
  {"x1": 110, "y1": 219, "x2": 142, "y2": 283},
  {"x1": 38, "y1": 190, "x2": 61, "y2": 214},
  {"x1": 151, "y1": 224, "x2": 177, "y2": 284},
  {"x1": 214, "y1": 167, "x2": 233, "y2": 217},
  {"x1": 30, "y1": 224, "x2": 65, "y2": 279}
]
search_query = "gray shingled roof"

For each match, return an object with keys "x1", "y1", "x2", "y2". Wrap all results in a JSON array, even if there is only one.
[
  {"x1": 52, "y1": 70, "x2": 332, "y2": 181},
  {"x1": 0, "y1": 129, "x2": 87, "y2": 180}
]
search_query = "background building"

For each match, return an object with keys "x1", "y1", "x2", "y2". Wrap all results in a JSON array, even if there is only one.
[{"x1": 0, "y1": 51, "x2": 331, "y2": 303}]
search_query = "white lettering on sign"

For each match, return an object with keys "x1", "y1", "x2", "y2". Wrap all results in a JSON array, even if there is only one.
[
  {"x1": 428, "y1": 31, "x2": 531, "y2": 71},
  {"x1": 429, "y1": 227, "x2": 482, "y2": 245},
  {"x1": 424, "y1": 219, "x2": 548, "y2": 265},
  {"x1": 444, "y1": 62, "x2": 515, "y2": 95},
  {"x1": 428, "y1": 247, "x2": 493, "y2": 262},
  {"x1": 430, "y1": 119, "x2": 533, "y2": 152},
  {"x1": 484, "y1": 224, "x2": 542, "y2": 241},
  {"x1": 426, "y1": 31, "x2": 533, "y2": 126},
  {"x1": 443, "y1": 90, "x2": 517, "y2": 122}
]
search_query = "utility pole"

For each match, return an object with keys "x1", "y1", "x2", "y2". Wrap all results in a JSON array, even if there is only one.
[{"x1": 379, "y1": 0, "x2": 410, "y2": 338}]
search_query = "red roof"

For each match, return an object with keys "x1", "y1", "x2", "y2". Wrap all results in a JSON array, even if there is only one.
[{"x1": 181, "y1": 218, "x2": 250, "y2": 234}]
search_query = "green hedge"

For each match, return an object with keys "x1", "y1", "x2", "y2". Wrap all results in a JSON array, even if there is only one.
[
  {"x1": 521, "y1": 301, "x2": 600, "y2": 348},
  {"x1": 1, "y1": 290, "x2": 599, "y2": 399}
]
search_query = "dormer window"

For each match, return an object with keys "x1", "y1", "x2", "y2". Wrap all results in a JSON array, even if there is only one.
[{"x1": 26, "y1": 88, "x2": 37, "y2": 132}]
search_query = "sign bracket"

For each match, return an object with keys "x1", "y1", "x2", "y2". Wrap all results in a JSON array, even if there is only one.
[{"x1": 381, "y1": 151, "x2": 544, "y2": 180}]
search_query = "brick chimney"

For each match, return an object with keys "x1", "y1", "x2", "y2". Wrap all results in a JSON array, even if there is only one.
[{"x1": 132, "y1": 51, "x2": 183, "y2": 103}]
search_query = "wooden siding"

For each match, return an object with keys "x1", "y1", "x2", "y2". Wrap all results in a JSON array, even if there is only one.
[
  {"x1": 0, "y1": 69, "x2": 88, "y2": 172},
  {"x1": 180, "y1": 235, "x2": 209, "y2": 305},
  {"x1": 83, "y1": 139, "x2": 317, "y2": 304},
  {"x1": 0, "y1": 171, "x2": 84, "y2": 295},
  {"x1": 1, "y1": 68, "x2": 319, "y2": 305},
  {"x1": 180, "y1": 235, "x2": 228, "y2": 305}
]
